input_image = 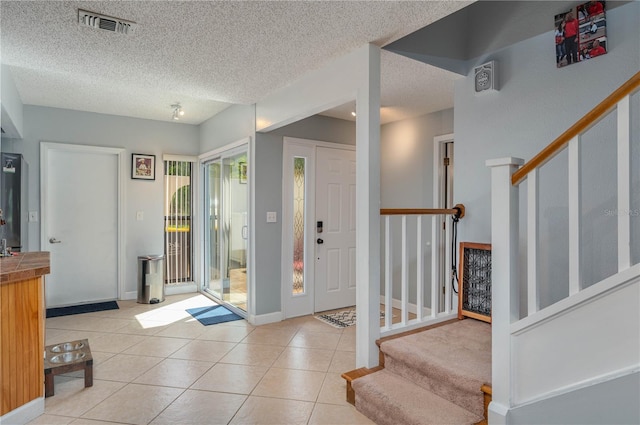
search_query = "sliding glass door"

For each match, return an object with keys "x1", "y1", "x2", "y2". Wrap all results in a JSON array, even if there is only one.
[{"x1": 203, "y1": 147, "x2": 248, "y2": 312}]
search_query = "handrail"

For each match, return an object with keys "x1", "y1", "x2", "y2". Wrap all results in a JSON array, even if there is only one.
[
  {"x1": 380, "y1": 203, "x2": 465, "y2": 219},
  {"x1": 512, "y1": 71, "x2": 640, "y2": 186}
]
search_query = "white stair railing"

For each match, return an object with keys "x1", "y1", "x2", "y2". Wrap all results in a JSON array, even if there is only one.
[
  {"x1": 488, "y1": 71, "x2": 640, "y2": 422},
  {"x1": 379, "y1": 206, "x2": 464, "y2": 337}
]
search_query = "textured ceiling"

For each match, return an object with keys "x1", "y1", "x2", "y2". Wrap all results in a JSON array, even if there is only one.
[{"x1": 1, "y1": 1, "x2": 471, "y2": 125}]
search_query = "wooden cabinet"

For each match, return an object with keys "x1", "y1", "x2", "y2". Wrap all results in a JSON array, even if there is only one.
[{"x1": 0, "y1": 252, "x2": 50, "y2": 418}]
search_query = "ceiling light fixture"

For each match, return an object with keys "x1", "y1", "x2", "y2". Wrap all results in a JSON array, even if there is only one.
[
  {"x1": 351, "y1": 111, "x2": 356, "y2": 117},
  {"x1": 171, "y1": 103, "x2": 185, "y2": 120}
]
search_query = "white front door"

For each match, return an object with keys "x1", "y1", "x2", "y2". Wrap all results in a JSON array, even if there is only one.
[
  {"x1": 314, "y1": 146, "x2": 356, "y2": 312},
  {"x1": 42, "y1": 143, "x2": 123, "y2": 308}
]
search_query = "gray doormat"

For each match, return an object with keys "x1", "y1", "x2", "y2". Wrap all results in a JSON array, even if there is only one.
[{"x1": 315, "y1": 309, "x2": 385, "y2": 328}]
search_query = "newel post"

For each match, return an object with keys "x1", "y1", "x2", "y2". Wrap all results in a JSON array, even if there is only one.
[{"x1": 486, "y1": 157, "x2": 524, "y2": 424}]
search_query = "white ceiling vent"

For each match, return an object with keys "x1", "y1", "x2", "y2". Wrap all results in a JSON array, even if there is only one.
[{"x1": 78, "y1": 9, "x2": 136, "y2": 35}]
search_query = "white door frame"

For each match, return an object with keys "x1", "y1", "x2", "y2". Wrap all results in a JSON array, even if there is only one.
[
  {"x1": 432, "y1": 133, "x2": 455, "y2": 312},
  {"x1": 162, "y1": 154, "x2": 199, "y2": 296},
  {"x1": 198, "y1": 137, "x2": 252, "y2": 319},
  {"x1": 40, "y1": 142, "x2": 126, "y2": 301},
  {"x1": 281, "y1": 137, "x2": 356, "y2": 319}
]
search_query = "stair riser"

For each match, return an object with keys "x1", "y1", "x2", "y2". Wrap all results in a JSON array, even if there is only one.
[
  {"x1": 356, "y1": 394, "x2": 421, "y2": 425},
  {"x1": 384, "y1": 354, "x2": 485, "y2": 417},
  {"x1": 352, "y1": 371, "x2": 482, "y2": 425}
]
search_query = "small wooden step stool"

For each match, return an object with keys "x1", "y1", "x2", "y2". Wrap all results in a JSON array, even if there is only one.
[{"x1": 44, "y1": 338, "x2": 93, "y2": 397}]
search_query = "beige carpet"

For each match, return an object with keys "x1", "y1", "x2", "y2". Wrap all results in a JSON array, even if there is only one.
[{"x1": 352, "y1": 319, "x2": 491, "y2": 425}]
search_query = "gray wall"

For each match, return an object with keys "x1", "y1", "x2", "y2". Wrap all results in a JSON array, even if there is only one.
[
  {"x1": 255, "y1": 115, "x2": 355, "y2": 315},
  {"x1": 454, "y1": 1, "x2": 639, "y2": 311},
  {"x1": 508, "y1": 371, "x2": 640, "y2": 424},
  {"x1": 253, "y1": 109, "x2": 455, "y2": 315},
  {"x1": 1, "y1": 65, "x2": 24, "y2": 139},
  {"x1": 198, "y1": 103, "x2": 455, "y2": 316},
  {"x1": 381, "y1": 108, "x2": 453, "y2": 208},
  {"x1": 2, "y1": 105, "x2": 200, "y2": 296},
  {"x1": 199, "y1": 104, "x2": 255, "y2": 153},
  {"x1": 380, "y1": 109, "x2": 454, "y2": 306}
]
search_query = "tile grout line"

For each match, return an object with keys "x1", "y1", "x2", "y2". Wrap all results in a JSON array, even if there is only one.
[{"x1": 37, "y1": 295, "x2": 368, "y2": 425}]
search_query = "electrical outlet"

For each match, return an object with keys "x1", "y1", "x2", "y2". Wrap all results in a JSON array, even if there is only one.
[{"x1": 266, "y1": 212, "x2": 277, "y2": 223}]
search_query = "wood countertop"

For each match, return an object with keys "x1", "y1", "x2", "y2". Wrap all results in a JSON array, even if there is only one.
[{"x1": 0, "y1": 251, "x2": 50, "y2": 285}]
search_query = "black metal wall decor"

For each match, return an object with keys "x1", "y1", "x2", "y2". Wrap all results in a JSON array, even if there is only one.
[{"x1": 458, "y1": 242, "x2": 492, "y2": 323}]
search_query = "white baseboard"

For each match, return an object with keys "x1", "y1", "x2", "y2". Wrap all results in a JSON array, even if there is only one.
[
  {"x1": 165, "y1": 283, "x2": 198, "y2": 296},
  {"x1": 488, "y1": 401, "x2": 509, "y2": 424},
  {"x1": 0, "y1": 397, "x2": 44, "y2": 425},
  {"x1": 249, "y1": 311, "x2": 283, "y2": 326},
  {"x1": 380, "y1": 295, "x2": 417, "y2": 314},
  {"x1": 380, "y1": 295, "x2": 433, "y2": 316},
  {"x1": 124, "y1": 284, "x2": 198, "y2": 301},
  {"x1": 123, "y1": 291, "x2": 137, "y2": 301}
]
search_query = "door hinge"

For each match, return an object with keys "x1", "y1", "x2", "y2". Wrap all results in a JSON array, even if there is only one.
[
  {"x1": 442, "y1": 285, "x2": 446, "y2": 294},
  {"x1": 443, "y1": 157, "x2": 450, "y2": 166}
]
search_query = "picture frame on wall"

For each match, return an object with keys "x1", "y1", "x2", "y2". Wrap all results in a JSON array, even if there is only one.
[
  {"x1": 132, "y1": 153, "x2": 155, "y2": 180},
  {"x1": 556, "y1": 1, "x2": 607, "y2": 68}
]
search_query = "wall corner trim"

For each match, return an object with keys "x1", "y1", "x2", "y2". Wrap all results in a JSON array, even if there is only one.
[{"x1": 249, "y1": 311, "x2": 283, "y2": 326}]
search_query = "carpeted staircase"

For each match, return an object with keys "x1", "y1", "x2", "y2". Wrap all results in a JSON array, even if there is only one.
[{"x1": 351, "y1": 319, "x2": 491, "y2": 425}]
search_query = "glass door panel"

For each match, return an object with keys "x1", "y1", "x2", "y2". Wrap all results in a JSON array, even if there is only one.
[
  {"x1": 203, "y1": 148, "x2": 248, "y2": 312},
  {"x1": 223, "y1": 152, "x2": 248, "y2": 311}
]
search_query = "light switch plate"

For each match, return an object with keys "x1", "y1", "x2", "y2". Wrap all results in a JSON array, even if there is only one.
[
  {"x1": 136, "y1": 211, "x2": 144, "y2": 221},
  {"x1": 266, "y1": 212, "x2": 277, "y2": 223},
  {"x1": 28, "y1": 211, "x2": 38, "y2": 222}
]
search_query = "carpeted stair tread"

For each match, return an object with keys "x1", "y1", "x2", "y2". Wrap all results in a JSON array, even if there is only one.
[
  {"x1": 380, "y1": 319, "x2": 491, "y2": 416},
  {"x1": 353, "y1": 369, "x2": 483, "y2": 425}
]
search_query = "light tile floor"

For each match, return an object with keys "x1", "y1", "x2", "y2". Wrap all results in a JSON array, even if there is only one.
[{"x1": 29, "y1": 294, "x2": 374, "y2": 425}]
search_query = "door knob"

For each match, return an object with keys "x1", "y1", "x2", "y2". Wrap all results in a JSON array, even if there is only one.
[
  {"x1": 49, "y1": 237, "x2": 62, "y2": 244},
  {"x1": 317, "y1": 238, "x2": 324, "y2": 244}
]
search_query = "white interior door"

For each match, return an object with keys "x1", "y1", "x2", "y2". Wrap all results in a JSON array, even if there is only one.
[
  {"x1": 315, "y1": 146, "x2": 356, "y2": 312},
  {"x1": 42, "y1": 144, "x2": 122, "y2": 308}
]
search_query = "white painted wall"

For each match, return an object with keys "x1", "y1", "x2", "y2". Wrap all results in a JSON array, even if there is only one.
[
  {"x1": 512, "y1": 276, "x2": 640, "y2": 405},
  {"x1": 3, "y1": 106, "x2": 200, "y2": 297}
]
